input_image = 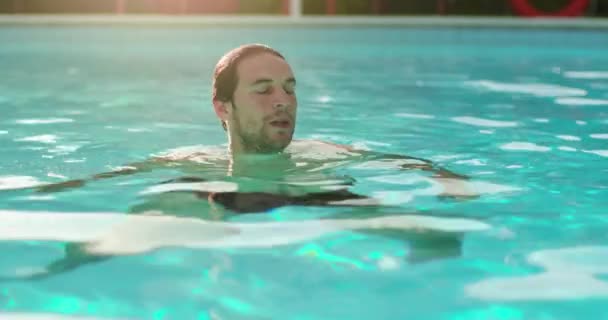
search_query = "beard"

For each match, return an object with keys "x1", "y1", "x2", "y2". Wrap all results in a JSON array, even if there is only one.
[{"x1": 231, "y1": 104, "x2": 293, "y2": 154}]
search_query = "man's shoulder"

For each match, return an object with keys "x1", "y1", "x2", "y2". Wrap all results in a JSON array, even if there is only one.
[
  {"x1": 286, "y1": 139, "x2": 361, "y2": 159},
  {"x1": 153, "y1": 144, "x2": 228, "y2": 162}
]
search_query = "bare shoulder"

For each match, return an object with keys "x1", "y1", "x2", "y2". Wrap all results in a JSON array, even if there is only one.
[
  {"x1": 315, "y1": 140, "x2": 357, "y2": 152},
  {"x1": 153, "y1": 145, "x2": 228, "y2": 163},
  {"x1": 286, "y1": 139, "x2": 362, "y2": 159}
]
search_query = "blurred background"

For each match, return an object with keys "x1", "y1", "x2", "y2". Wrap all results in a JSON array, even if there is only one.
[{"x1": 0, "y1": 0, "x2": 606, "y2": 17}]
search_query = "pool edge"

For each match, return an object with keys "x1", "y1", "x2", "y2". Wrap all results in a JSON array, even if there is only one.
[{"x1": 0, "y1": 15, "x2": 608, "y2": 29}]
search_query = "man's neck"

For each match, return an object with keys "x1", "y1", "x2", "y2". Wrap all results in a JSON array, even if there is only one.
[
  {"x1": 227, "y1": 132, "x2": 287, "y2": 157},
  {"x1": 228, "y1": 149, "x2": 293, "y2": 178}
]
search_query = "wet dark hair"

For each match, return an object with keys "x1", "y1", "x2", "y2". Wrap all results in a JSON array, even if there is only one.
[{"x1": 212, "y1": 44, "x2": 286, "y2": 131}]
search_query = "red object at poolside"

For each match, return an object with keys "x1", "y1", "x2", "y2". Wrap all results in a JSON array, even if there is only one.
[
  {"x1": 138, "y1": 0, "x2": 239, "y2": 14},
  {"x1": 510, "y1": 0, "x2": 589, "y2": 17},
  {"x1": 185, "y1": 0, "x2": 239, "y2": 14},
  {"x1": 437, "y1": 0, "x2": 446, "y2": 15},
  {"x1": 371, "y1": 0, "x2": 383, "y2": 14},
  {"x1": 114, "y1": 0, "x2": 125, "y2": 14},
  {"x1": 326, "y1": 0, "x2": 336, "y2": 15}
]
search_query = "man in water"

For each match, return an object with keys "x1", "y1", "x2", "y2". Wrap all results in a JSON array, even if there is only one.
[
  {"x1": 11, "y1": 44, "x2": 478, "y2": 281},
  {"x1": 42, "y1": 43, "x2": 475, "y2": 210}
]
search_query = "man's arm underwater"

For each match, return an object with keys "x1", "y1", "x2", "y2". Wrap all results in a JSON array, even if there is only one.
[
  {"x1": 322, "y1": 141, "x2": 479, "y2": 199},
  {"x1": 371, "y1": 152, "x2": 478, "y2": 199},
  {"x1": 35, "y1": 157, "x2": 176, "y2": 193}
]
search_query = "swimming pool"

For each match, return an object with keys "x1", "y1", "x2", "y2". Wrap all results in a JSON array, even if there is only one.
[{"x1": 1, "y1": 23, "x2": 608, "y2": 319}]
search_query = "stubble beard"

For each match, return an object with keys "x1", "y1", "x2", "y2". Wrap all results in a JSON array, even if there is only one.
[{"x1": 232, "y1": 106, "x2": 291, "y2": 154}]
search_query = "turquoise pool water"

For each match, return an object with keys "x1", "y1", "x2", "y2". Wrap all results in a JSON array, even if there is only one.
[{"x1": 1, "y1": 25, "x2": 608, "y2": 319}]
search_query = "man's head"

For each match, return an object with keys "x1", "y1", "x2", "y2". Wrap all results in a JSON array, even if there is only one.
[{"x1": 212, "y1": 44, "x2": 297, "y2": 155}]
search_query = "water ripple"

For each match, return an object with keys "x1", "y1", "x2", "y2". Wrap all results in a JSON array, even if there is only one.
[
  {"x1": 582, "y1": 150, "x2": 608, "y2": 158},
  {"x1": 555, "y1": 97, "x2": 608, "y2": 106},
  {"x1": 316, "y1": 95, "x2": 333, "y2": 104},
  {"x1": 556, "y1": 135, "x2": 581, "y2": 141},
  {"x1": 0, "y1": 210, "x2": 491, "y2": 255},
  {"x1": 15, "y1": 118, "x2": 74, "y2": 125},
  {"x1": 0, "y1": 313, "x2": 129, "y2": 320},
  {"x1": 466, "y1": 80, "x2": 587, "y2": 97},
  {"x1": 15, "y1": 134, "x2": 58, "y2": 144},
  {"x1": 564, "y1": 71, "x2": 608, "y2": 79},
  {"x1": 394, "y1": 113, "x2": 435, "y2": 119},
  {"x1": 140, "y1": 181, "x2": 239, "y2": 195},
  {"x1": 0, "y1": 176, "x2": 44, "y2": 190},
  {"x1": 533, "y1": 118, "x2": 550, "y2": 123},
  {"x1": 500, "y1": 142, "x2": 551, "y2": 152},
  {"x1": 467, "y1": 246, "x2": 608, "y2": 301},
  {"x1": 590, "y1": 134, "x2": 608, "y2": 140},
  {"x1": 452, "y1": 116, "x2": 518, "y2": 128},
  {"x1": 48, "y1": 144, "x2": 82, "y2": 155}
]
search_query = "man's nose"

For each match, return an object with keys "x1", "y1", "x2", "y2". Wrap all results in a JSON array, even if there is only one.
[
  {"x1": 273, "y1": 101, "x2": 289, "y2": 109},
  {"x1": 272, "y1": 91, "x2": 293, "y2": 109}
]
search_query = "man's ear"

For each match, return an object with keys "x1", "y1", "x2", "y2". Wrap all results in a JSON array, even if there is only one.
[{"x1": 213, "y1": 99, "x2": 231, "y2": 122}]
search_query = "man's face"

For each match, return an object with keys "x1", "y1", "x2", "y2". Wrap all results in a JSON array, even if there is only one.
[{"x1": 227, "y1": 52, "x2": 297, "y2": 153}]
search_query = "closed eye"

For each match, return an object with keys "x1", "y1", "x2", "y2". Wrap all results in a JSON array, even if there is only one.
[
  {"x1": 284, "y1": 83, "x2": 296, "y2": 95},
  {"x1": 255, "y1": 87, "x2": 272, "y2": 94}
]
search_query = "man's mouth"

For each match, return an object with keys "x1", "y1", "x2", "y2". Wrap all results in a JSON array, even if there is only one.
[{"x1": 269, "y1": 119, "x2": 291, "y2": 129}]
